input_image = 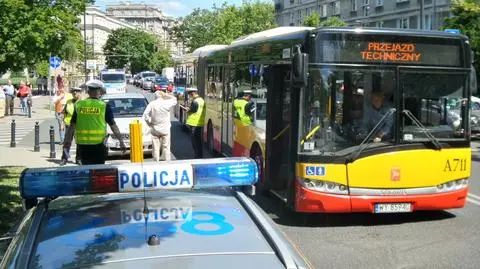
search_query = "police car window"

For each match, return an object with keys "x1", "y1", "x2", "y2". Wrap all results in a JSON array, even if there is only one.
[{"x1": 108, "y1": 98, "x2": 147, "y2": 116}]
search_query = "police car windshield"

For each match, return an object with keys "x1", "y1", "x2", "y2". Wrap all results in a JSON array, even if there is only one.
[
  {"x1": 106, "y1": 98, "x2": 147, "y2": 117},
  {"x1": 102, "y1": 74, "x2": 125, "y2": 83}
]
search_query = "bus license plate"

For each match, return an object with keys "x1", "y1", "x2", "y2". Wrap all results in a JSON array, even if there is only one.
[{"x1": 374, "y1": 203, "x2": 412, "y2": 213}]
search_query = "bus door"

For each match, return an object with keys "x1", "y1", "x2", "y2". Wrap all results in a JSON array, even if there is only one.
[
  {"x1": 266, "y1": 65, "x2": 293, "y2": 190},
  {"x1": 221, "y1": 66, "x2": 233, "y2": 155}
]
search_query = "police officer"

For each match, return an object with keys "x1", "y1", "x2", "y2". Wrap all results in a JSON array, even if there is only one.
[
  {"x1": 233, "y1": 89, "x2": 255, "y2": 126},
  {"x1": 182, "y1": 88, "x2": 205, "y2": 158},
  {"x1": 60, "y1": 87, "x2": 82, "y2": 165},
  {"x1": 63, "y1": 80, "x2": 126, "y2": 165}
]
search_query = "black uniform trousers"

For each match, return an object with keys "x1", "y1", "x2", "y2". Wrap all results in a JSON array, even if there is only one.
[
  {"x1": 189, "y1": 126, "x2": 203, "y2": 158},
  {"x1": 77, "y1": 143, "x2": 106, "y2": 165}
]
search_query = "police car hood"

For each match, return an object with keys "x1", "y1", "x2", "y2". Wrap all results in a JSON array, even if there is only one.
[{"x1": 30, "y1": 191, "x2": 285, "y2": 269}]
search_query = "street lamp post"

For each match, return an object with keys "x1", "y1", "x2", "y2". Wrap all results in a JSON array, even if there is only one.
[{"x1": 84, "y1": 5, "x2": 88, "y2": 83}]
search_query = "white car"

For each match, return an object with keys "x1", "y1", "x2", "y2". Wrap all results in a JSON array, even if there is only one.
[{"x1": 101, "y1": 93, "x2": 152, "y2": 156}]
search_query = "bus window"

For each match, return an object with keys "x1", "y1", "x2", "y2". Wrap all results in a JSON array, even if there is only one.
[
  {"x1": 401, "y1": 72, "x2": 467, "y2": 139},
  {"x1": 300, "y1": 68, "x2": 396, "y2": 155}
]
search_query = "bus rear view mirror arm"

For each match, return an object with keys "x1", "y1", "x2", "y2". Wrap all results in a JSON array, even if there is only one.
[{"x1": 292, "y1": 45, "x2": 308, "y2": 87}]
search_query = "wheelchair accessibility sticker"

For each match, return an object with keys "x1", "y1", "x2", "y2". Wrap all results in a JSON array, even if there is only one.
[{"x1": 305, "y1": 165, "x2": 326, "y2": 176}]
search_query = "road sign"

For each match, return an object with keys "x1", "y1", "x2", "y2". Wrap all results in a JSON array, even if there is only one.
[
  {"x1": 49, "y1": 56, "x2": 61, "y2": 69},
  {"x1": 86, "y1": 60, "x2": 96, "y2": 70}
]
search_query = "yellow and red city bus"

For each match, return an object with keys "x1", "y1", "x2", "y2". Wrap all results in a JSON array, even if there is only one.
[
  {"x1": 187, "y1": 27, "x2": 477, "y2": 213},
  {"x1": 173, "y1": 45, "x2": 227, "y2": 128}
]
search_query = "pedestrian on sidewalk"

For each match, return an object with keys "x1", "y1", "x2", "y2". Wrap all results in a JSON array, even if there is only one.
[
  {"x1": 16, "y1": 81, "x2": 30, "y2": 116},
  {"x1": 60, "y1": 87, "x2": 82, "y2": 166},
  {"x1": 63, "y1": 79, "x2": 126, "y2": 165},
  {"x1": 182, "y1": 88, "x2": 205, "y2": 159},
  {"x1": 143, "y1": 89, "x2": 177, "y2": 161},
  {"x1": 3, "y1": 80, "x2": 15, "y2": 116},
  {"x1": 52, "y1": 87, "x2": 69, "y2": 143}
]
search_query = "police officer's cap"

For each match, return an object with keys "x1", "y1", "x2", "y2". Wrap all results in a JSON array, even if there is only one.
[
  {"x1": 70, "y1": 87, "x2": 82, "y2": 93},
  {"x1": 185, "y1": 87, "x2": 198, "y2": 93},
  {"x1": 243, "y1": 90, "x2": 253, "y2": 95},
  {"x1": 85, "y1": 79, "x2": 104, "y2": 91}
]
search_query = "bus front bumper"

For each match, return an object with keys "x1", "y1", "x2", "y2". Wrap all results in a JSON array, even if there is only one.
[{"x1": 294, "y1": 181, "x2": 468, "y2": 213}]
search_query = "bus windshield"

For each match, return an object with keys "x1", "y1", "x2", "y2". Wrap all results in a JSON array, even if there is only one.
[
  {"x1": 299, "y1": 67, "x2": 468, "y2": 156},
  {"x1": 101, "y1": 73, "x2": 125, "y2": 83}
]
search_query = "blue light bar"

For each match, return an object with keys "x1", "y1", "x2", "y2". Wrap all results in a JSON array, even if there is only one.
[
  {"x1": 20, "y1": 158, "x2": 258, "y2": 199},
  {"x1": 444, "y1": 29, "x2": 460, "y2": 34}
]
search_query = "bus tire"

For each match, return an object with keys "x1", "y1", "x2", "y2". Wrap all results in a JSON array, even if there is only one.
[
  {"x1": 207, "y1": 122, "x2": 215, "y2": 155},
  {"x1": 250, "y1": 144, "x2": 268, "y2": 194}
]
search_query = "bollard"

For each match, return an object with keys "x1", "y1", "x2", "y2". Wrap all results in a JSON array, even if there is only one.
[
  {"x1": 49, "y1": 125, "x2": 56, "y2": 158},
  {"x1": 27, "y1": 97, "x2": 32, "y2": 118},
  {"x1": 34, "y1": 122, "x2": 40, "y2": 152},
  {"x1": 130, "y1": 120, "x2": 143, "y2": 163},
  {"x1": 10, "y1": 120, "x2": 16, "y2": 147}
]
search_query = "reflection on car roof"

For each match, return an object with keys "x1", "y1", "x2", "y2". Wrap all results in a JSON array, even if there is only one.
[{"x1": 30, "y1": 191, "x2": 283, "y2": 268}]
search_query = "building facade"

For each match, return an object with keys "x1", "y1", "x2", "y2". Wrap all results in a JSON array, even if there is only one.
[
  {"x1": 78, "y1": 6, "x2": 139, "y2": 70},
  {"x1": 106, "y1": 3, "x2": 185, "y2": 58},
  {"x1": 275, "y1": 0, "x2": 452, "y2": 30}
]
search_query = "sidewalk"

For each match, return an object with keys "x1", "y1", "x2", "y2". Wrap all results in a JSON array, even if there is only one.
[{"x1": 0, "y1": 95, "x2": 55, "y2": 124}]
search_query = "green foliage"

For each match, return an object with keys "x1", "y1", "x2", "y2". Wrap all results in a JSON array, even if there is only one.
[
  {"x1": 319, "y1": 16, "x2": 348, "y2": 27},
  {"x1": 0, "y1": 0, "x2": 92, "y2": 73},
  {"x1": 172, "y1": 0, "x2": 276, "y2": 51},
  {"x1": 35, "y1": 61, "x2": 50, "y2": 77},
  {"x1": 149, "y1": 47, "x2": 174, "y2": 74},
  {"x1": 103, "y1": 28, "x2": 172, "y2": 73},
  {"x1": 0, "y1": 166, "x2": 24, "y2": 235},
  {"x1": 444, "y1": 0, "x2": 480, "y2": 71},
  {"x1": 303, "y1": 12, "x2": 321, "y2": 27}
]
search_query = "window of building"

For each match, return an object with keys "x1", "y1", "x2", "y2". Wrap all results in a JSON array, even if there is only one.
[
  {"x1": 362, "y1": 0, "x2": 370, "y2": 17},
  {"x1": 321, "y1": 4, "x2": 328, "y2": 17},
  {"x1": 351, "y1": 0, "x2": 357, "y2": 11},
  {"x1": 397, "y1": 17, "x2": 409, "y2": 29},
  {"x1": 375, "y1": 21, "x2": 384, "y2": 28},
  {"x1": 424, "y1": 13, "x2": 432, "y2": 30},
  {"x1": 376, "y1": 0, "x2": 383, "y2": 5},
  {"x1": 333, "y1": 1, "x2": 340, "y2": 15}
]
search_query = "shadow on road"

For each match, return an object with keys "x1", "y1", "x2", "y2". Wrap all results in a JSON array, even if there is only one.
[{"x1": 252, "y1": 193, "x2": 457, "y2": 228}]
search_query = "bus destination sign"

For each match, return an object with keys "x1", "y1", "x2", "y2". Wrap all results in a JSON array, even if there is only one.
[
  {"x1": 320, "y1": 39, "x2": 462, "y2": 66},
  {"x1": 360, "y1": 42, "x2": 421, "y2": 63}
]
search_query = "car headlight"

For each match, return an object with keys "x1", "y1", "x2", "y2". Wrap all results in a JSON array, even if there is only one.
[
  {"x1": 436, "y1": 179, "x2": 468, "y2": 193},
  {"x1": 297, "y1": 177, "x2": 349, "y2": 195},
  {"x1": 471, "y1": 116, "x2": 478, "y2": 125}
]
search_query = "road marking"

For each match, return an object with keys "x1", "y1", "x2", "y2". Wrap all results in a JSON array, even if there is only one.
[
  {"x1": 467, "y1": 197, "x2": 480, "y2": 206},
  {"x1": 468, "y1": 193, "x2": 480, "y2": 200}
]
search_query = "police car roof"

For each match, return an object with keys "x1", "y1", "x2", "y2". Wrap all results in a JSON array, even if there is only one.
[
  {"x1": 101, "y1": 93, "x2": 145, "y2": 99},
  {"x1": 25, "y1": 191, "x2": 289, "y2": 268}
]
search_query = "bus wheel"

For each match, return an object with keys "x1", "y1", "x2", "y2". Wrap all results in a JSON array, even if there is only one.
[
  {"x1": 251, "y1": 145, "x2": 267, "y2": 194},
  {"x1": 207, "y1": 123, "x2": 214, "y2": 155}
]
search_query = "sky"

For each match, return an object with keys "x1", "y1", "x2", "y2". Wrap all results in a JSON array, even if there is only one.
[{"x1": 94, "y1": 0, "x2": 246, "y2": 18}]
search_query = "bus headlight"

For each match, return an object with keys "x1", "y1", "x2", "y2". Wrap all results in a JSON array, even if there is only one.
[
  {"x1": 297, "y1": 177, "x2": 349, "y2": 195},
  {"x1": 436, "y1": 179, "x2": 468, "y2": 193}
]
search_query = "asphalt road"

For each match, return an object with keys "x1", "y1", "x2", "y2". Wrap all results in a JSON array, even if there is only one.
[{"x1": 29, "y1": 85, "x2": 480, "y2": 268}]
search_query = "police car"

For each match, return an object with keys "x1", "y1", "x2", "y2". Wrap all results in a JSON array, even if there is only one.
[
  {"x1": 0, "y1": 158, "x2": 309, "y2": 268},
  {"x1": 102, "y1": 93, "x2": 153, "y2": 156}
]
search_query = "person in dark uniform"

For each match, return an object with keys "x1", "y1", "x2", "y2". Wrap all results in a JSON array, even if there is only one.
[
  {"x1": 182, "y1": 88, "x2": 205, "y2": 158},
  {"x1": 63, "y1": 80, "x2": 126, "y2": 165}
]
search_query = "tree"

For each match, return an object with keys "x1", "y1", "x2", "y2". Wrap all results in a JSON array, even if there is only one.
[
  {"x1": 35, "y1": 61, "x2": 50, "y2": 77},
  {"x1": 172, "y1": 1, "x2": 276, "y2": 52},
  {"x1": 319, "y1": 16, "x2": 348, "y2": 27},
  {"x1": 149, "y1": 47, "x2": 173, "y2": 74},
  {"x1": 0, "y1": 0, "x2": 93, "y2": 73},
  {"x1": 303, "y1": 12, "x2": 321, "y2": 27},
  {"x1": 444, "y1": 0, "x2": 480, "y2": 71},
  {"x1": 103, "y1": 28, "x2": 171, "y2": 73}
]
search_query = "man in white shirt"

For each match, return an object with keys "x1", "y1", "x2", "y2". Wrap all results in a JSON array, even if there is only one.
[{"x1": 143, "y1": 90, "x2": 177, "y2": 161}]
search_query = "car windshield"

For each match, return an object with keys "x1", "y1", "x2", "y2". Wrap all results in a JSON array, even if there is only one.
[
  {"x1": 101, "y1": 74, "x2": 125, "y2": 83},
  {"x1": 105, "y1": 98, "x2": 147, "y2": 117},
  {"x1": 155, "y1": 77, "x2": 169, "y2": 84},
  {"x1": 299, "y1": 67, "x2": 468, "y2": 156},
  {"x1": 142, "y1": 72, "x2": 156, "y2": 78}
]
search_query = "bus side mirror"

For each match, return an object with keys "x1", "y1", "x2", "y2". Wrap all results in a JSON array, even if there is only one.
[{"x1": 292, "y1": 46, "x2": 308, "y2": 87}]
